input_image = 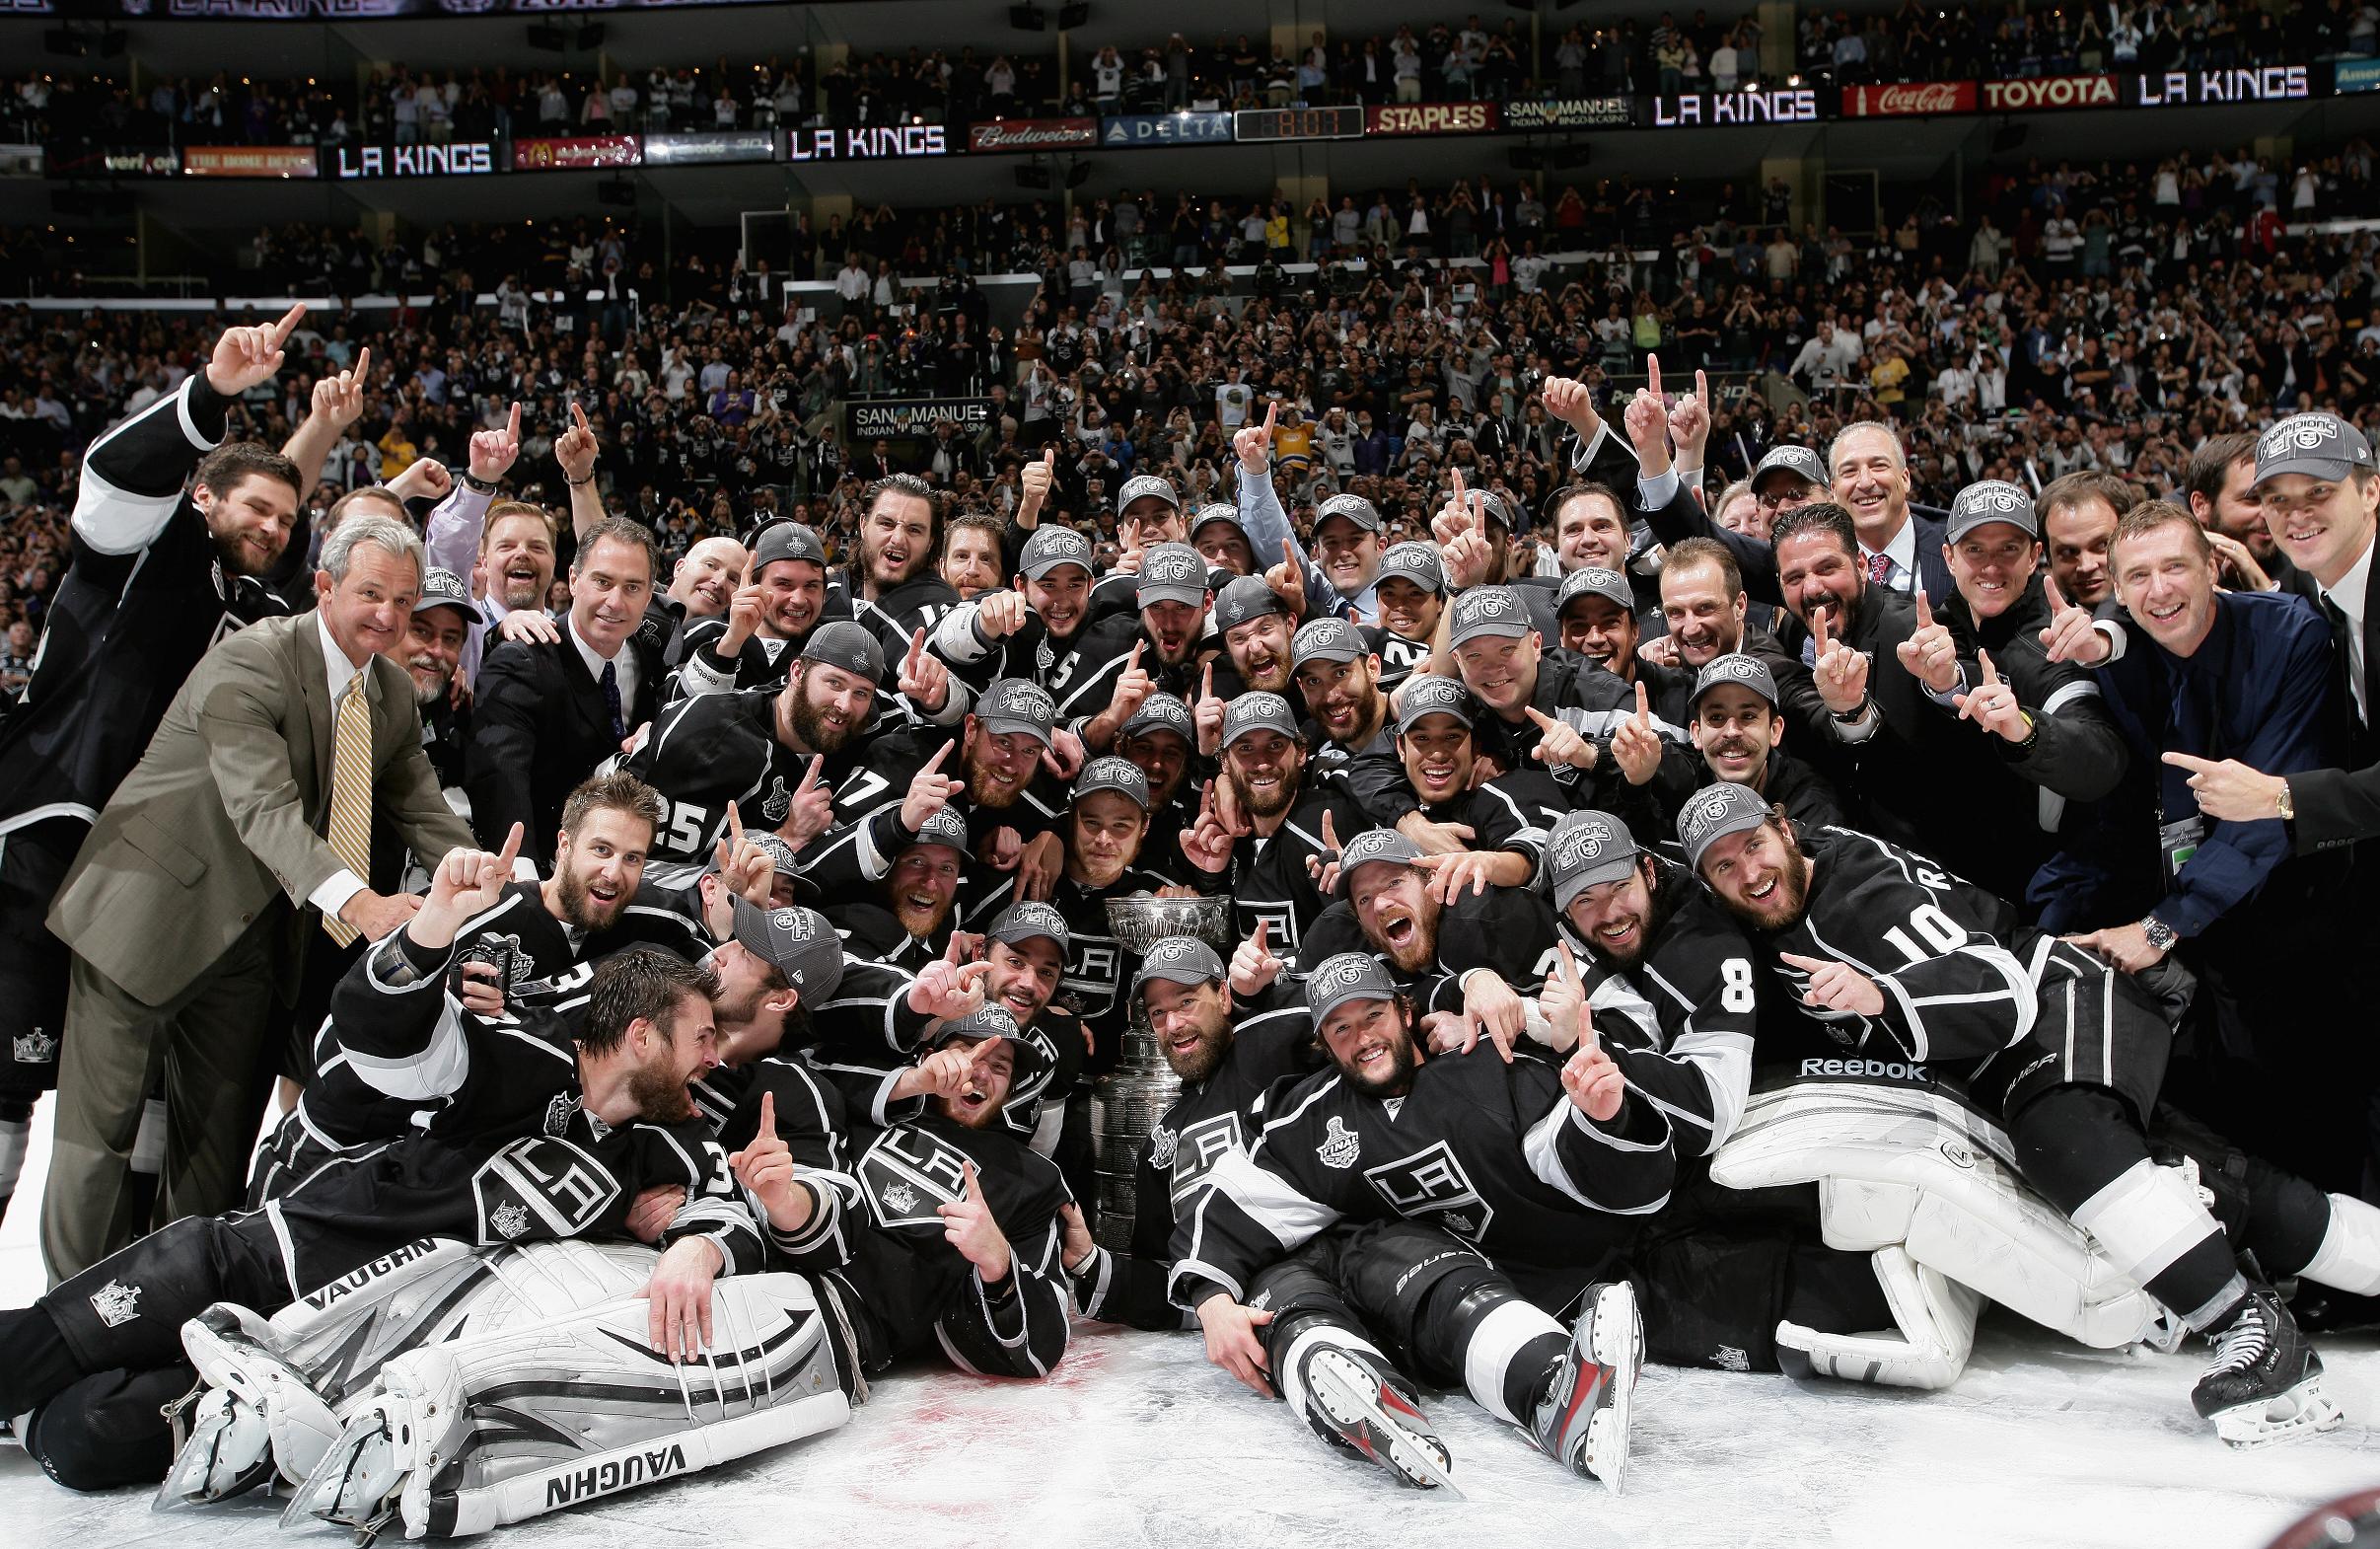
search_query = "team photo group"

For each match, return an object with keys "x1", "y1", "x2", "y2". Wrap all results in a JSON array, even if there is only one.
[{"x1": 1, "y1": 278, "x2": 2378, "y2": 1540}]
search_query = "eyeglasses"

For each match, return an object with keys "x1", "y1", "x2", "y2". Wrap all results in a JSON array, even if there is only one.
[{"x1": 1756, "y1": 482, "x2": 1816, "y2": 510}]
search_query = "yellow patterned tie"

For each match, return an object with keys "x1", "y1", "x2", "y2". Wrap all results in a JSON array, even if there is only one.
[{"x1": 321, "y1": 674, "x2": 373, "y2": 946}]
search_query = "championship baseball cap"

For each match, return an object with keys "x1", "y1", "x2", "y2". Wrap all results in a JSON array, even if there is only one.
[
  {"x1": 1555, "y1": 565, "x2": 1634, "y2": 618},
  {"x1": 1073, "y1": 755, "x2": 1151, "y2": 810},
  {"x1": 1221, "y1": 691, "x2": 1302, "y2": 750},
  {"x1": 1315, "y1": 492, "x2": 1383, "y2": 534},
  {"x1": 748, "y1": 832, "x2": 801, "y2": 878},
  {"x1": 729, "y1": 898, "x2": 846, "y2": 1003},
  {"x1": 413, "y1": 566, "x2": 474, "y2": 618},
  {"x1": 1470, "y1": 487, "x2": 1524, "y2": 535},
  {"x1": 907, "y1": 805, "x2": 973, "y2": 853},
  {"x1": 1305, "y1": 951, "x2": 1400, "y2": 1025},
  {"x1": 1020, "y1": 525, "x2": 1095, "y2": 580},
  {"x1": 1135, "y1": 543, "x2": 1210, "y2": 609},
  {"x1": 1377, "y1": 541, "x2": 1446, "y2": 595},
  {"x1": 1945, "y1": 479, "x2": 2039, "y2": 544},
  {"x1": 1189, "y1": 503, "x2": 1249, "y2": 545},
  {"x1": 1677, "y1": 781, "x2": 1774, "y2": 874},
  {"x1": 976, "y1": 678, "x2": 1057, "y2": 747},
  {"x1": 1751, "y1": 445, "x2": 1828, "y2": 491},
  {"x1": 1131, "y1": 935, "x2": 1226, "y2": 999},
  {"x1": 1213, "y1": 574, "x2": 1288, "y2": 633},
  {"x1": 752, "y1": 521, "x2": 829, "y2": 572},
  {"x1": 1337, "y1": 827, "x2": 1423, "y2": 888},
  {"x1": 988, "y1": 901, "x2": 1069, "y2": 952},
  {"x1": 1291, "y1": 616, "x2": 1367, "y2": 668},
  {"x1": 1446, "y1": 586, "x2": 1534, "y2": 648},
  {"x1": 1118, "y1": 473, "x2": 1181, "y2": 513},
  {"x1": 1121, "y1": 693, "x2": 1194, "y2": 745},
  {"x1": 1395, "y1": 673, "x2": 1475, "y2": 733},
  {"x1": 800, "y1": 621, "x2": 886, "y2": 685},
  {"x1": 927, "y1": 999, "x2": 1037, "y2": 1055},
  {"x1": 2253, "y1": 412, "x2": 2376, "y2": 488},
  {"x1": 1544, "y1": 810, "x2": 1642, "y2": 913},
  {"x1": 1692, "y1": 652, "x2": 1781, "y2": 710}
]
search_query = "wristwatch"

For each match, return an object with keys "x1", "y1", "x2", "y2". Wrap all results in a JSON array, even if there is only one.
[
  {"x1": 2139, "y1": 916, "x2": 2178, "y2": 954},
  {"x1": 2274, "y1": 779, "x2": 2295, "y2": 822}
]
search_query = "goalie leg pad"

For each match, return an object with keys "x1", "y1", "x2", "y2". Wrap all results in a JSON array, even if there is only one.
[{"x1": 1774, "y1": 1245, "x2": 1981, "y2": 1390}]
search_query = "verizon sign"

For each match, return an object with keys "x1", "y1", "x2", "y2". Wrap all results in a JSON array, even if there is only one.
[
  {"x1": 968, "y1": 117, "x2": 1097, "y2": 152},
  {"x1": 1981, "y1": 75, "x2": 2118, "y2": 111},
  {"x1": 1842, "y1": 82, "x2": 1977, "y2": 116}
]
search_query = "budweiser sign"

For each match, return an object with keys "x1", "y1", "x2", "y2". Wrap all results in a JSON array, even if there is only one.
[
  {"x1": 969, "y1": 117, "x2": 1097, "y2": 152},
  {"x1": 1981, "y1": 75, "x2": 2117, "y2": 111},
  {"x1": 1842, "y1": 81, "x2": 1976, "y2": 116}
]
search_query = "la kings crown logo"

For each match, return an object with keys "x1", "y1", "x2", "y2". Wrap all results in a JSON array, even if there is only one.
[{"x1": 89, "y1": 1279, "x2": 141, "y2": 1327}]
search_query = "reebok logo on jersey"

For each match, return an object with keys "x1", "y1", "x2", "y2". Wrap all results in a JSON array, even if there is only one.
[{"x1": 1318, "y1": 1116, "x2": 1361, "y2": 1169}]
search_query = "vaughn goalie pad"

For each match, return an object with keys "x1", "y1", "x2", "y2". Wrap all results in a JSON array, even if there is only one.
[
  {"x1": 284, "y1": 1272, "x2": 849, "y2": 1540},
  {"x1": 1709, "y1": 1073, "x2": 2175, "y2": 1361}
]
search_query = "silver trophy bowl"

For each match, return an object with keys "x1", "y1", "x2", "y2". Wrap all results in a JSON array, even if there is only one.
[{"x1": 1090, "y1": 893, "x2": 1234, "y2": 1250}]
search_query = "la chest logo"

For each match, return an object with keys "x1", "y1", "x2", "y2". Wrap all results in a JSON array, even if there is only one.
[{"x1": 1364, "y1": 1140, "x2": 1496, "y2": 1240}]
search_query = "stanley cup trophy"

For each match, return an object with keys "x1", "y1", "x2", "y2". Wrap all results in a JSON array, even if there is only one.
[{"x1": 1092, "y1": 893, "x2": 1235, "y2": 1251}]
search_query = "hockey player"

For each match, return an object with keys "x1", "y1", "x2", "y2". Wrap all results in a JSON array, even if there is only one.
[
  {"x1": 820, "y1": 805, "x2": 974, "y2": 972},
  {"x1": 1208, "y1": 575, "x2": 1300, "y2": 699},
  {"x1": 1059, "y1": 543, "x2": 1220, "y2": 753},
  {"x1": 923, "y1": 525, "x2": 1099, "y2": 701},
  {"x1": 669, "y1": 521, "x2": 839, "y2": 699},
  {"x1": 1370, "y1": 542, "x2": 1446, "y2": 689},
  {"x1": 1439, "y1": 585, "x2": 1641, "y2": 785},
  {"x1": 1115, "y1": 693, "x2": 1201, "y2": 885},
  {"x1": 622, "y1": 620, "x2": 886, "y2": 886},
  {"x1": 1611, "y1": 653, "x2": 1844, "y2": 842},
  {"x1": 1177, "y1": 693, "x2": 1369, "y2": 953},
  {"x1": 1171, "y1": 952, "x2": 1652, "y2": 1490},
  {"x1": 1678, "y1": 784, "x2": 2343, "y2": 1445},
  {"x1": 1290, "y1": 617, "x2": 1394, "y2": 770},
  {"x1": 1340, "y1": 666, "x2": 1571, "y2": 869},
  {"x1": 832, "y1": 474, "x2": 963, "y2": 664}
]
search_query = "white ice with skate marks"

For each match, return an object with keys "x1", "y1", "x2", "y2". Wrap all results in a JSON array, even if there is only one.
[{"x1": 4, "y1": 1119, "x2": 2380, "y2": 1548}]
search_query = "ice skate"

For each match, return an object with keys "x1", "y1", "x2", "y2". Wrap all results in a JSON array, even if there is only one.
[
  {"x1": 1530, "y1": 1280, "x2": 1641, "y2": 1494},
  {"x1": 157, "y1": 1303, "x2": 337, "y2": 1507},
  {"x1": 1294, "y1": 1342, "x2": 1460, "y2": 1496},
  {"x1": 2193, "y1": 1287, "x2": 2344, "y2": 1448},
  {"x1": 280, "y1": 1346, "x2": 465, "y2": 1536}
]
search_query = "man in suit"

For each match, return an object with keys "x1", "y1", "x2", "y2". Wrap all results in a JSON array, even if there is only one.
[
  {"x1": 41, "y1": 513, "x2": 474, "y2": 1279},
  {"x1": 467, "y1": 516, "x2": 663, "y2": 869},
  {"x1": 1827, "y1": 419, "x2": 1955, "y2": 608}
]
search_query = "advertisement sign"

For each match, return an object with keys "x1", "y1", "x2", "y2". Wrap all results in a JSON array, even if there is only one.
[
  {"x1": 1504, "y1": 97, "x2": 1631, "y2": 129},
  {"x1": 182, "y1": 144, "x2": 320, "y2": 178},
  {"x1": 513, "y1": 134, "x2": 641, "y2": 171},
  {"x1": 2338, "y1": 57, "x2": 2380, "y2": 94},
  {"x1": 642, "y1": 129, "x2": 776, "y2": 165},
  {"x1": 1233, "y1": 105, "x2": 1364, "y2": 142},
  {"x1": 332, "y1": 141, "x2": 497, "y2": 178},
  {"x1": 43, "y1": 145, "x2": 176, "y2": 176},
  {"x1": 141, "y1": 0, "x2": 787, "y2": 14},
  {"x1": 1645, "y1": 88, "x2": 1821, "y2": 126},
  {"x1": 1841, "y1": 82, "x2": 1977, "y2": 116},
  {"x1": 1980, "y1": 75, "x2": 2118, "y2": 111},
  {"x1": 846, "y1": 398, "x2": 993, "y2": 440},
  {"x1": 788, "y1": 124, "x2": 952, "y2": 162},
  {"x1": 2133, "y1": 65, "x2": 2312, "y2": 106},
  {"x1": 1364, "y1": 103, "x2": 1498, "y2": 136},
  {"x1": 968, "y1": 117, "x2": 1097, "y2": 152},
  {"x1": 1099, "y1": 111, "x2": 1233, "y2": 149}
]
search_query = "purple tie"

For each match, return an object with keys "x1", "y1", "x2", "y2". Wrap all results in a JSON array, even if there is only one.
[{"x1": 1867, "y1": 551, "x2": 1893, "y2": 588}]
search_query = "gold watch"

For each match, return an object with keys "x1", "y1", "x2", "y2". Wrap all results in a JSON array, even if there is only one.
[{"x1": 2275, "y1": 779, "x2": 2294, "y2": 822}]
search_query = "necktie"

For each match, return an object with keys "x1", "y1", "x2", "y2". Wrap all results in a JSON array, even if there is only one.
[
  {"x1": 322, "y1": 676, "x2": 373, "y2": 946},
  {"x1": 600, "y1": 659, "x2": 626, "y2": 743},
  {"x1": 1866, "y1": 551, "x2": 1894, "y2": 589}
]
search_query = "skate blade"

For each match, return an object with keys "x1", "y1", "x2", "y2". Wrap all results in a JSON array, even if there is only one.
[
  {"x1": 1305, "y1": 1355, "x2": 1463, "y2": 1498},
  {"x1": 279, "y1": 1417, "x2": 398, "y2": 1533},
  {"x1": 1586, "y1": 1283, "x2": 1642, "y2": 1497},
  {"x1": 2214, "y1": 1379, "x2": 2347, "y2": 1449},
  {"x1": 154, "y1": 1391, "x2": 270, "y2": 1511}
]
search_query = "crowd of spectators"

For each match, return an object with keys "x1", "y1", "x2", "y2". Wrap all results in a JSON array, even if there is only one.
[{"x1": 1799, "y1": 1, "x2": 2379, "y2": 86}]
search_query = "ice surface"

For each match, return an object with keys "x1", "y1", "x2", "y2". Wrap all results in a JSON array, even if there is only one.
[{"x1": 3, "y1": 1108, "x2": 2376, "y2": 1549}]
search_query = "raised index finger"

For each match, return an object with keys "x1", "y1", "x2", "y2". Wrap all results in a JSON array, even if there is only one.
[
  {"x1": 1645, "y1": 352, "x2": 1662, "y2": 402},
  {"x1": 270, "y1": 302, "x2": 307, "y2": 344},
  {"x1": 920, "y1": 739, "x2": 955, "y2": 775},
  {"x1": 726, "y1": 799, "x2": 746, "y2": 845},
  {"x1": 757, "y1": 1088, "x2": 777, "y2": 1141},
  {"x1": 906, "y1": 627, "x2": 927, "y2": 668},
  {"x1": 1252, "y1": 920, "x2": 1268, "y2": 957},
  {"x1": 2043, "y1": 574, "x2": 2067, "y2": 615},
  {"x1": 1262, "y1": 400, "x2": 1277, "y2": 438},
  {"x1": 1633, "y1": 679, "x2": 1650, "y2": 720},
  {"x1": 1451, "y1": 466, "x2": 1467, "y2": 506},
  {"x1": 571, "y1": 400, "x2": 591, "y2": 432},
  {"x1": 353, "y1": 344, "x2": 371, "y2": 381},
  {"x1": 1913, "y1": 589, "x2": 1933, "y2": 628},
  {"x1": 1978, "y1": 647, "x2": 2001, "y2": 685},
  {"x1": 496, "y1": 821, "x2": 524, "y2": 873},
  {"x1": 798, "y1": 752, "x2": 824, "y2": 792}
]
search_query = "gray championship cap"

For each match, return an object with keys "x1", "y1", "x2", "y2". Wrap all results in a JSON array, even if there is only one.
[
  {"x1": 1376, "y1": 541, "x2": 1446, "y2": 594},
  {"x1": 1315, "y1": 492, "x2": 1383, "y2": 534},
  {"x1": 1189, "y1": 503, "x2": 1249, "y2": 544},
  {"x1": 800, "y1": 621, "x2": 887, "y2": 685},
  {"x1": 748, "y1": 831, "x2": 801, "y2": 878},
  {"x1": 1470, "y1": 486, "x2": 1524, "y2": 535},
  {"x1": 1292, "y1": 616, "x2": 1368, "y2": 668},
  {"x1": 414, "y1": 566, "x2": 474, "y2": 618},
  {"x1": 1945, "y1": 479, "x2": 2039, "y2": 544},
  {"x1": 1131, "y1": 935, "x2": 1227, "y2": 999},
  {"x1": 988, "y1": 900, "x2": 1070, "y2": 952},
  {"x1": 1213, "y1": 574, "x2": 1289, "y2": 633},
  {"x1": 977, "y1": 678, "x2": 1057, "y2": 746},
  {"x1": 1396, "y1": 673, "x2": 1476, "y2": 733},
  {"x1": 753, "y1": 521, "x2": 830, "y2": 572},
  {"x1": 1305, "y1": 950, "x2": 1401, "y2": 1025},
  {"x1": 1073, "y1": 755, "x2": 1152, "y2": 810},
  {"x1": 1555, "y1": 565, "x2": 1635, "y2": 617},
  {"x1": 1221, "y1": 690, "x2": 1302, "y2": 750},
  {"x1": 1446, "y1": 586, "x2": 1534, "y2": 648},
  {"x1": 1691, "y1": 652, "x2": 1781, "y2": 710},
  {"x1": 1677, "y1": 781, "x2": 1774, "y2": 874},
  {"x1": 1544, "y1": 810, "x2": 1642, "y2": 913},
  {"x1": 1135, "y1": 543, "x2": 1210, "y2": 609},
  {"x1": 1121, "y1": 692, "x2": 1194, "y2": 745},
  {"x1": 928, "y1": 1000, "x2": 1034, "y2": 1054},
  {"x1": 1020, "y1": 525, "x2": 1095, "y2": 580},
  {"x1": 1118, "y1": 473, "x2": 1182, "y2": 514},
  {"x1": 907, "y1": 805, "x2": 973, "y2": 853},
  {"x1": 2253, "y1": 412, "x2": 2376, "y2": 488},
  {"x1": 1337, "y1": 827, "x2": 1424, "y2": 888},
  {"x1": 1752, "y1": 444, "x2": 1829, "y2": 491},
  {"x1": 729, "y1": 898, "x2": 847, "y2": 1003}
]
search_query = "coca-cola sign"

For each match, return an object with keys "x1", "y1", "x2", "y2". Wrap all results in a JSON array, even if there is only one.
[
  {"x1": 1842, "y1": 81, "x2": 1977, "y2": 116},
  {"x1": 968, "y1": 116, "x2": 1098, "y2": 153},
  {"x1": 1981, "y1": 75, "x2": 2118, "y2": 111}
]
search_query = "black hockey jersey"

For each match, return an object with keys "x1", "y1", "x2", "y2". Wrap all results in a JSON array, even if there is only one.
[
  {"x1": 689, "y1": 1054, "x2": 866, "y2": 1274},
  {"x1": 1293, "y1": 882, "x2": 1561, "y2": 1009},
  {"x1": 620, "y1": 689, "x2": 854, "y2": 888},
  {"x1": 960, "y1": 864, "x2": 1172, "y2": 1072},
  {"x1": 1193, "y1": 775, "x2": 1371, "y2": 957}
]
